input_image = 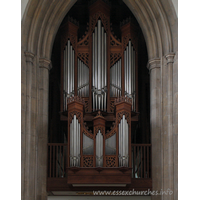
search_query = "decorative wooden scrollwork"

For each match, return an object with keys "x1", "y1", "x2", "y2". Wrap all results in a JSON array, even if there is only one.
[
  {"x1": 105, "y1": 122, "x2": 116, "y2": 139},
  {"x1": 117, "y1": 111, "x2": 131, "y2": 125},
  {"x1": 83, "y1": 156, "x2": 94, "y2": 167},
  {"x1": 110, "y1": 35, "x2": 121, "y2": 46},
  {"x1": 90, "y1": 11, "x2": 109, "y2": 33},
  {"x1": 69, "y1": 111, "x2": 82, "y2": 124},
  {"x1": 95, "y1": 126, "x2": 105, "y2": 135},
  {"x1": 68, "y1": 34, "x2": 77, "y2": 51},
  {"x1": 110, "y1": 99, "x2": 115, "y2": 113},
  {"x1": 122, "y1": 33, "x2": 131, "y2": 51},
  {"x1": 77, "y1": 52, "x2": 89, "y2": 66},
  {"x1": 114, "y1": 96, "x2": 132, "y2": 104},
  {"x1": 110, "y1": 52, "x2": 122, "y2": 66},
  {"x1": 106, "y1": 156, "x2": 117, "y2": 167},
  {"x1": 83, "y1": 122, "x2": 93, "y2": 139},
  {"x1": 78, "y1": 35, "x2": 89, "y2": 46},
  {"x1": 84, "y1": 98, "x2": 89, "y2": 113}
]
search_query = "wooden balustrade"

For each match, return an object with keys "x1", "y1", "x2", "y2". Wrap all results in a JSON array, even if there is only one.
[
  {"x1": 47, "y1": 143, "x2": 68, "y2": 178},
  {"x1": 47, "y1": 143, "x2": 151, "y2": 179},
  {"x1": 131, "y1": 144, "x2": 151, "y2": 178}
]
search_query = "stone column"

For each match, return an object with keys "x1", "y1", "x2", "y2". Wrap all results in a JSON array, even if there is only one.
[
  {"x1": 163, "y1": 53, "x2": 175, "y2": 200},
  {"x1": 147, "y1": 58, "x2": 161, "y2": 200},
  {"x1": 23, "y1": 51, "x2": 36, "y2": 200},
  {"x1": 36, "y1": 58, "x2": 51, "y2": 200}
]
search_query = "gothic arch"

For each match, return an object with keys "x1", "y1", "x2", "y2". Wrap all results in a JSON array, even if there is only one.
[{"x1": 21, "y1": 0, "x2": 178, "y2": 200}]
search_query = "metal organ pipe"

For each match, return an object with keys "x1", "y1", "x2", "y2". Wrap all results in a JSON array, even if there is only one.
[
  {"x1": 96, "y1": 130, "x2": 103, "y2": 167},
  {"x1": 124, "y1": 41, "x2": 135, "y2": 110},
  {"x1": 70, "y1": 115, "x2": 80, "y2": 167},
  {"x1": 92, "y1": 20, "x2": 107, "y2": 111},
  {"x1": 110, "y1": 59, "x2": 122, "y2": 97},
  {"x1": 118, "y1": 115, "x2": 129, "y2": 167},
  {"x1": 77, "y1": 58, "x2": 89, "y2": 97},
  {"x1": 63, "y1": 40, "x2": 75, "y2": 111}
]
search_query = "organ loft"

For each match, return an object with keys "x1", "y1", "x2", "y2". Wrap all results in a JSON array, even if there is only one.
[{"x1": 47, "y1": 0, "x2": 151, "y2": 189}]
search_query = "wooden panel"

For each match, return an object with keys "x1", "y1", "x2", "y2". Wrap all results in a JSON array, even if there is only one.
[{"x1": 47, "y1": 178, "x2": 152, "y2": 192}]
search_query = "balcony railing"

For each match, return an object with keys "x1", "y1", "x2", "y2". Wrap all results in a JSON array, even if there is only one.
[
  {"x1": 131, "y1": 144, "x2": 151, "y2": 178},
  {"x1": 47, "y1": 143, "x2": 151, "y2": 178},
  {"x1": 47, "y1": 143, "x2": 67, "y2": 178}
]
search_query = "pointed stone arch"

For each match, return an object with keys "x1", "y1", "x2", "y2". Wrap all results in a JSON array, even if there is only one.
[{"x1": 21, "y1": 0, "x2": 178, "y2": 199}]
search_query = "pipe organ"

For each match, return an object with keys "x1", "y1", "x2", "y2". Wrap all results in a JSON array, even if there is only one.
[
  {"x1": 78, "y1": 59, "x2": 89, "y2": 97},
  {"x1": 124, "y1": 41, "x2": 135, "y2": 111},
  {"x1": 110, "y1": 59, "x2": 121, "y2": 97},
  {"x1": 63, "y1": 40, "x2": 75, "y2": 111},
  {"x1": 61, "y1": 0, "x2": 139, "y2": 175},
  {"x1": 92, "y1": 20, "x2": 107, "y2": 111},
  {"x1": 70, "y1": 115, "x2": 80, "y2": 167}
]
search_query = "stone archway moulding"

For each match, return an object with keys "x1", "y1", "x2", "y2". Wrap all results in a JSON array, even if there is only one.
[{"x1": 21, "y1": 0, "x2": 178, "y2": 200}]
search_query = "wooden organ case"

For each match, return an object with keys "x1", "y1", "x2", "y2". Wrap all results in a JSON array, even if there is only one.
[{"x1": 60, "y1": 0, "x2": 139, "y2": 185}]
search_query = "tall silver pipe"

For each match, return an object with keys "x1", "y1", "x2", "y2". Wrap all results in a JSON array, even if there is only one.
[
  {"x1": 72, "y1": 49, "x2": 75, "y2": 93},
  {"x1": 122, "y1": 115, "x2": 125, "y2": 166},
  {"x1": 126, "y1": 46, "x2": 129, "y2": 96},
  {"x1": 104, "y1": 32, "x2": 107, "y2": 88},
  {"x1": 124, "y1": 49, "x2": 126, "y2": 94},
  {"x1": 119, "y1": 60, "x2": 121, "y2": 96},
  {"x1": 74, "y1": 117, "x2": 76, "y2": 166},
  {"x1": 101, "y1": 27, "x2": 104, "y2": 110},
  {"x1": 70, "y1": 46, "x2": 73, "y2": 94},
  {"x1": 78, "y1": 123, "x2": 80, "y2": 166},
  {"x1": 76, "y1": 118, "x2": 79, "y2": 166},
  {"x1": 97, "y1": 20, "x2": 101, "y2": 109},
  {"x1": 78, "y1": 59, "x2": 80, "y2": 96},
  {"x1": 97, "y1": 20, "x2": 101, "y2": 91},
  {"x1": 110, "y1": 66, "x2": 112, "y2": 96},
  {"x1": 95, "y1": 27, "x2": 98, "y2": 110},
  {"x1": 128, "y1": 41, "x2": 131, "y2": 95},
  {"x1": 126, "y1": 119, "x2": 129, "y2": 166},
  {"x1": 119, "y1": 120, "x2": 121, "y2": 166},
  {"x1": 64, "y1": 45, "x2": 68, "y2": 93},
  {"x1": 67, "y1": 40, "x2": 70, "y2": 94},
  {"x1": 101, "y1": 27, "x2": 104, "y2": 89}
]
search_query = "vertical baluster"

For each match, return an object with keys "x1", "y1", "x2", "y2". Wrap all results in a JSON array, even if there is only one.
[
  {"x1": 141, "y1": 146, "x2": 143, "y2": 178},
  {"x1": 62, "y1": 145, "x2": 64, "y2": 177},
  {"x1": 126, "y1": 119, "x2": 129, "y2": 167},
  {"x1": 53, "y1": 145, "x2": 55, "y2": 177},
  {"x1": 49, "y1": 145, "x2": 52, "y2": 178},
  {"x1": 147, "y1": 146, "x2": 149, "y2": 178},
  {"x1": 70, "y1": 120, "x2": 73, "y2": 167},
  {"x1": 144, "y1": 145, "x2": 146, "y2": 178},
  {"x1": 134, "y1": 145, "x2": 136, "y2": 178},
  {"x1": 76, "y1": 118, "x2": 78, "y2": 166},
  {"x1": 133, "y1": 49, "x2": 136, "y2": 111}
]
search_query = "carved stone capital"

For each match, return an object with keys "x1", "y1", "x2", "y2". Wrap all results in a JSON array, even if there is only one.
[
  {"x1": 165, "y1": 53, "x2": 175, "y2": 64},
  {"x1": 39, "y1": 58, "x2": 52, "y2": 71},
  {"x1": 147, "y1": 58, "x2": 160, "y2": 71},
  {"x1": 24, "y1": 51, "x2": 35, "y2": 63}
]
